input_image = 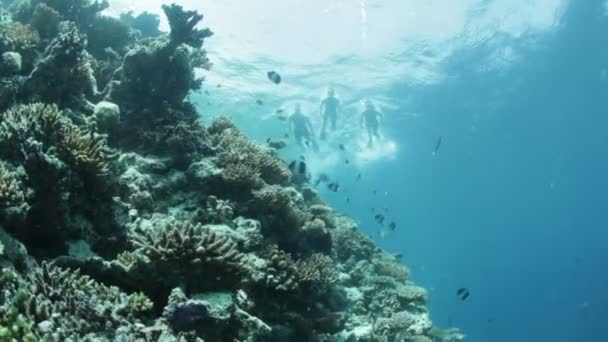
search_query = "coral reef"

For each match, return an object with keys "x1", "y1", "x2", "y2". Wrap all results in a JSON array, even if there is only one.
[{"x1": 0, "y1": 1, "x2": 463, "y2": 341}]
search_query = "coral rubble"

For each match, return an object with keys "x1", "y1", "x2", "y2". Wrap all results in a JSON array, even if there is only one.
[{"x1": 0, "y1": 1, "x2": 463, "y2": 341}]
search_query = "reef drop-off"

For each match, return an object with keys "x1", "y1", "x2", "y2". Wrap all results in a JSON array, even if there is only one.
[{"x1": 0, "y1": 1, "x2": 464, "y2": 341}]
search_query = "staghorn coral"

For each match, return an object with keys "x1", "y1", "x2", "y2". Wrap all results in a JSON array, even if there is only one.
[{"x1": 162, "y1": 3, "x2": 213, "y2": 49}]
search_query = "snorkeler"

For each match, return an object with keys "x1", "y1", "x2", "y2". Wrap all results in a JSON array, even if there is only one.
[
  {"x1": 319, "y1": 87, "x2": 340, "y2": 140},
  {"x1": 360, "y1": 99, "x2": 382, "y2": 147},
  {"x1": 289, "y1": 104, "x2": 319, "y2": 152}
]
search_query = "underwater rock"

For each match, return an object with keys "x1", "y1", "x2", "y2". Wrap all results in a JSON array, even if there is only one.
[
  {"x1": 93, "y1": 100, "x2": 120, "y2": 134},
  {"x1": 1, "y1": 51, "x2": 22, "y2": 74}
]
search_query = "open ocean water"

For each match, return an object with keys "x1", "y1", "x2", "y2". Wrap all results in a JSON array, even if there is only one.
[{"x1": 113, "y1": 1, "x2": 607, "y2": 341}]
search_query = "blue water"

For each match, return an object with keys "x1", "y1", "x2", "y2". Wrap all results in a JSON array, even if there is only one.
[{"x1": 187, "y1": 1, "x2": 608, "y2": 340}]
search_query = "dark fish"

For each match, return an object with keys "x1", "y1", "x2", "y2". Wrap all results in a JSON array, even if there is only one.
[
  {"x1": 276, "y1": 108, "x2": 284, "y2": 114},
  {"x1": 338, "y1": 144, "x2": 345, "y2": 151},
  {"x1": 433, "y1": 136, "x2": 442, "y2": 156},
  {"x1": 204, "y1": 90, "x2": 209, "y2": 95},
  {"x1": 457, "y1": 288, "x2": 470, "y2": 301},
  {"x1": 373, "y1": 189, "x2": 377, "y2": 195},
  {"x1": 277, "y1": 115, "x2": 287, "y2": 121},
  {"x1": 374, "y1": 214, "x2": 385, "y2": 224},
  {"x1": 298, "y1": 161, "x2": 307, "y2": 175},
  {"x1": 288, "y1": 160, "x2": 297, "y2": 171},
  {"x1": 327, "y1": 182, "x2": 340, "y2": 192},
  {"x1": 284, "y1": 133, "x2": 289, "y2": 139},
  {"x1": 256, "y1": 99, "x2": 264, "y2": 105},
  {"x1": 300, "y1": 155, "x2": 306, "y2": 160},
  {"x1": 267, "y1": 71, "x2": 281, "y2": 84},
  {"x1": 314, "y1": 173, "x2": 330, "y2": 186},
  {"x1": 345, "y1": 159, "x2": 349, "y2": 164},
  {"x1": 388, "y1": 221, "x2": 397, "y2": 231},
  {"x1": 266, "y1": 138, "x2": 271, "y2": 143},
  {"x1": 268, "y1": 140, "x2": 287, "y2": 150},
  {"x1": 346, "y1": 197, "x2": 350, "y2": 203},
  {"x1": 217, "y1": 84, "x2": 222, "y2": 88},
  {"x1": 393, "y1": 252, "x2": 403, "y2": 261},
  {"x1": 356, "y1": 173, "x2": 362, "y2": 181}
]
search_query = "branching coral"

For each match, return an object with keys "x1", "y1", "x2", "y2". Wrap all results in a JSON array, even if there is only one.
[
  {"x1": 57, "y1": 124, "x2": 114, "y2": 178},
  {"x1": 0, "y1": 103, "x2": 114, "y2": 180},
  {"x1": 331, "y1": 218, "x2": 379, "y2": 262},
  {"x1": 129, "y1": 219, "x2": 247, "y2": 291},
  {"x1": 295, "y1": 252, "x2": 339, "y2": 287},
  {"x1": 212, "y1": 125, "x2": 291, "y2": 186},
  {"x1": 263, "y1": 245, "x2": 338, "y2": 292},
  {"x1": 21, "y1": 21, "x2": 99, "y2": 108},
  {"x1": 86, "y1": 14, "x2": 135, "y2": 57},
  {"x1": 0, "y1": 262, "x2": 154, "y2": 340},
  {"x1": 119, "y1": 10, "x2": 161, "y2": 38},
  {"x1": 0, "y1": 163, "x2": 27, "y2": 210},
  {"x1": 30, "y1": 3, "x2": 63, "y2": 39},
  {"x1": 0, "y1": 22, "x2": 40, "y2": 51},
  {"x1": 0, "y1": 161, "x2": 30, "y2": 223}
]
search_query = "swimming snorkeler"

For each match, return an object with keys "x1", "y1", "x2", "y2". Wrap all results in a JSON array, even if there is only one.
[
  {"x1": 289, "y1": 104, "x2": 319, "y2": 152},
  {"x1": 360, "y1": 99, "x2": 383, "y2": 147},
  {"x1": 320, "y1": 87, "x2": 340, "y2": 140}
]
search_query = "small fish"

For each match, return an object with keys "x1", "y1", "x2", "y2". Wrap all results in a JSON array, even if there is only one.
[
  {"x1": 298, "y1": 161, "x2": 307, "y2": 175},
  {"x1": 433, "y1": 136, "x2": 442, "y2": 156},
  {"x1": 346, "y1": 197, "x2": 350, "y2": 203},
  {"x1": 393, "y1": 252, "x2": 403, "y2": 261},
  {"x1": 267, "y1": 71, "x2": 282, "y2": 84},
  {"x1": 217, "y1": 84, "x2": 222, "y2": 88},
  {"x1": 277, "y1": 115, "x2": 288, "y2": 121},
  {"x1": 300, "y1": 155, "x2": 306, "y2": 161},
  {"x1": 268, "y1": 140, "x2": 287, "y2": 149},
  {"x1": 373, "y1": 189, "x2": 377, "y2": 195},
  {"x1": 345, "y1": 159, "x2": 349, "y2": 164},
  {"x1": 284, "y1": 133, "x2": 289, "y2": 139},
  {"x1": 356, "y1": 173, "x2": 362, "y2": 181},
  {"x1": 338, "y1": 144, "x2": 345, "y2": 151},
  {"x1": 266, "y1": 138, "x2": 271, "y2": 143},
  {"x1": 256, "y1": 99, "x2": 264, "y2": 105},
  {"x1": 314, "y1": 173, "x2": 330, "y2": 186},
  {"x1": 276, "y1": 108, "x2": 284, "y2": 114},
  {"x1": 327, "y1": 182, "x2": 340, "y2": 192},
  {"x1": 388, "y1": 221, "x2": 397, "y2": 231},
  {"x1": 204, "y1": 90, "x2": 209, "y2": 95},
  {"x1": 374, "y1": 214, "x2": 385, "y2": 224},
  {"x1": 288, "y1": 160, "x2": 297, "y2": 172},
  {"x1": 457, "y1": 288, "x2": 470, "y2": 301}
]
